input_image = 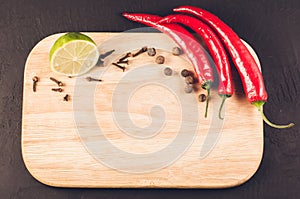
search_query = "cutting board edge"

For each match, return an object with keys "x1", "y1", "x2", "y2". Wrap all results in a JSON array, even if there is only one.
[
  {"x1": 21, "y1": 141, "x2": 264, "y2": 189},
  {"x1": 21, "y1": 32, "x2": 264, "y2": 189}
]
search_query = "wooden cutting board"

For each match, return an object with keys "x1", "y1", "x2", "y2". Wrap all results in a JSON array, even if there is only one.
[{"x1": 22, "y1": 32, "x2": 263, "y2": 188}]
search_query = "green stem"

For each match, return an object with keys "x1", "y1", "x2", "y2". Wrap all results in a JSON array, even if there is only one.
[
  {"x1": 218, "y1": 95, "x2": 227, "y2": 120},
  {"x1": 204, "y1": 88, "x2": 210, "y2": 118},
  {"x1": 255, "y1": 103, "x2": 295, "y2": 129},
  {"x1": 202, "y1": 81, "x2": 212, "y2": 118}
]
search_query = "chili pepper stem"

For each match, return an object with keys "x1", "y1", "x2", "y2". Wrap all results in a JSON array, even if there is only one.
[
  {"x1": 205, "y1": 88, "x2": 210, "y2": 118},
  {"x1": 253, "y1": 102, "x2": 295, "y2": 129},
  {"x1": 202, "y1": 81, "x2": 212, "y2": 118},
  {"x1": 218, "y1": 95, "x2": 227, "y2": 120}
]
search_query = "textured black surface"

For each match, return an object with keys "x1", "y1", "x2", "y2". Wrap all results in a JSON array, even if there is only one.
[{"x1": 0, "y1": 0, "x2": 299, "y2": 198}]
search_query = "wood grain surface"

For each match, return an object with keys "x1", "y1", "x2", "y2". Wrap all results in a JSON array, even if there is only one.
[
  {"x1": 22, "y1": 33, "x2": 263, "y2": 188},
  {"x1": 1, "y1": 0, "x2": 299, "y2": 198}
]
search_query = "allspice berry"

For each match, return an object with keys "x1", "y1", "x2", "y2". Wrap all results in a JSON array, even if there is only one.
[
  {"x1": 181, "y1": 69, "x2": 191, "y2": 77},
  {"x1": 147, "y1": 48, "x2": 156, "y2": 56},
  {"x1": 185, "y1": 76, "x2": 195, "y2": 84},
  {"x1": 155, "y1": 55, "x2": 165, "y2": 64},
  {"x1": 163, "y1": 67, "x2": 173, "y2": 76},
  {"x1": 172, "y1": 47, "x2": 182, "y2": 56},
  {"x1": 184, "y1": 85, "x2": 193, "y2": 93},
  {"x1": 198, "y1": 94, "x2": 207, "y2": 102}
]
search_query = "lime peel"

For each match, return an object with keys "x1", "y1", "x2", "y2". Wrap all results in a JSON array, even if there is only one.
[{"x1": 50, "y1": 32, "x2": 99, "y2": 77}]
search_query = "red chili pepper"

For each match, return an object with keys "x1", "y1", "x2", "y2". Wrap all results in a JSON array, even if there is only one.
[
  {"x1": 158, "y1": 14, "x2": 233, "y2": 119},
  {"x1": 174, "y1": 5, "x2": 294, "y2": 128},
  {"x1": 123, "y1": 12, "x2": 214, "y2": 117}
]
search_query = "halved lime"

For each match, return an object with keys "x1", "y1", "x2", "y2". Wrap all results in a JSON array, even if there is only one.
[{"x1": 50, "y1": 32, "x2": 99, "y2": 76}]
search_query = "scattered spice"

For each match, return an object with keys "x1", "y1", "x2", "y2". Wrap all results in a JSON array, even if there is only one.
[
  {"x1": 155, "y1": 55, "x2": 165, "y2": 64},
  {"x1": 184, "y1": 85, "x2": 193, "y2": 93},
  {"x1": 185, "y1": 76, "x2": 195, "y2": 84},
  {"x1": 123, "y1": 12, "x2": 213, "y2": 118},
  {"x1": 116, "y1": 60, "x2": 129, "y2": 65},
  {"x1": 132, "y1": 46, "x2": 148, "y2": 57},
  {"x1": 51, "y1": 88, "x2": 63, "y2": 92},
  {"x1": 86, "y1": 77, "x2": 102, "y2": 82},
  {"x1": 181, "y1": 69, "x2": 191, "y2": 77},
  {"x1": 198, "y1": 94, "x2": 207, "y2": 102},
  {"x1": 50, "y1": 77, "x2": 63, "y2": 87},
  {"x1": 163, "y1": 67, "x2": 173, "y2": 76},
  {"x1": 32, "y1": 76, "x2": 39, "y2": 92},
  {"x1": 147, "y1": 48, "x2": 156, "y2": 56},
  {"x1": 63, "y1": 94, "x2": 70, "y2": 101},
  {"x1": 119, "y1": 52, "x2": 132, "y2": 62},
  {"x1": 172, "y1": 47, "x2": 182, "y2": 56},
  {"x1": 112, "y1": 63, "x2": 126, "y2": 72}
]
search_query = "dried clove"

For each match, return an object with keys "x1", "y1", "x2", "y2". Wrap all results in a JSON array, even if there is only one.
[
  {"x1": 63, "y1": 94, "x2": 70, "y2": 101},
  {"x1": 32, "y1": 76, "x2": 39, "y2": 92},
  {"x1": 116, "y1": 60, "x2": 129, "y2": 65},
  {"x1": 119, "y1": 52, "x2": 132, "y2": 62},
  {"x1": 51, "y1": 88, "x2": 63, "y2": 92},
  {"x1": 50, "y1": 77, "x2": 63, "y2": 87},
  {"x1": 112, "y1": 63, "x2": 126, "y2": 72},
  {"x1": 155, "y1": 55, "x2": 165, "y2": 64},
  {"x1": 132, "y1": 46, "x2": 147, "y2": 57},
  {"x1": 86, "y1": 77, "x2": 102, "y2": 82}
]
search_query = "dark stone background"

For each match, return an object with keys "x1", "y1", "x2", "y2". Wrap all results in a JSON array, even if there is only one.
[{"x1": 0, "y1": 0, "x2": 299, "y2": 198}]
